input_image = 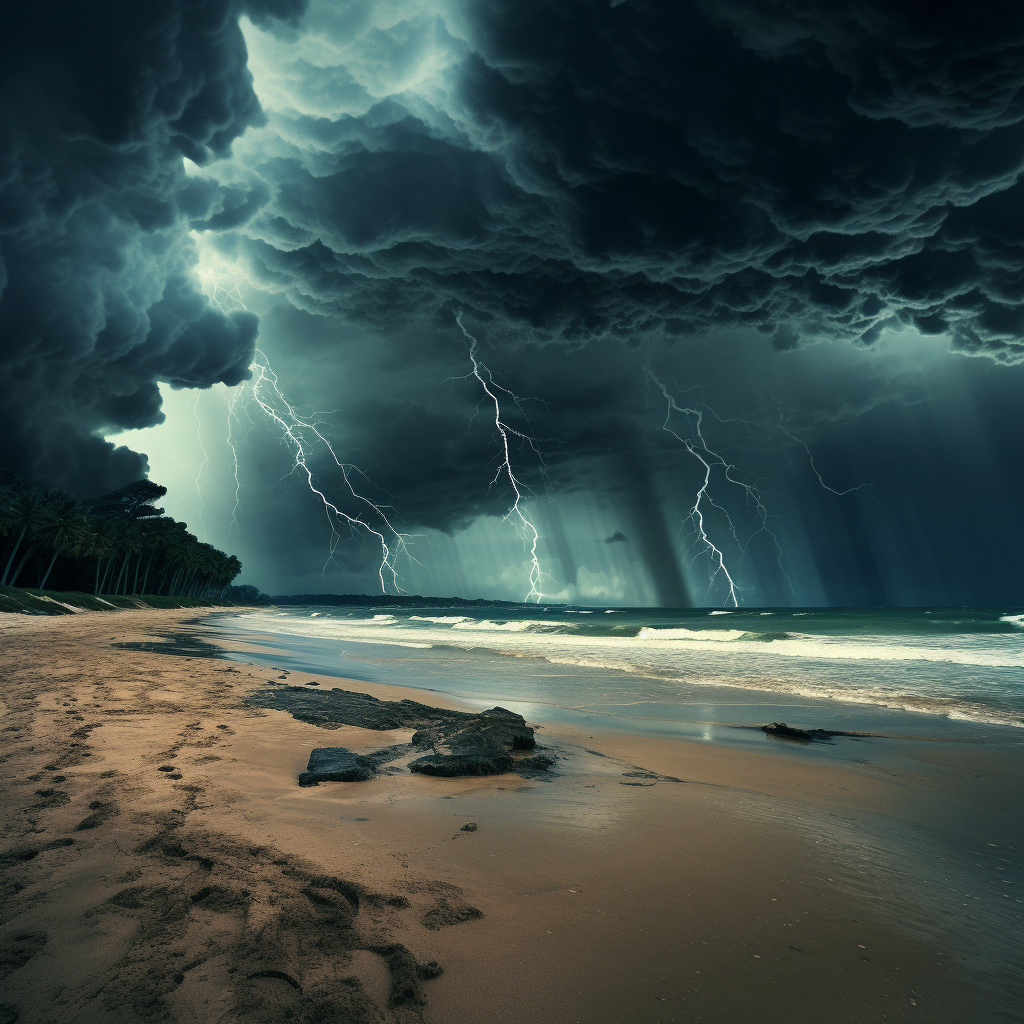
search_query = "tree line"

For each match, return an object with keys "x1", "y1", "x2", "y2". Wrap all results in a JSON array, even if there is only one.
[{"x1": 0, "y1": 473, "x2": 241, "y2": 597}]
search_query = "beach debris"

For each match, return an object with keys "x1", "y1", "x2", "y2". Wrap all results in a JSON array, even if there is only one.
[
  {"x1": 762, "y1": 722, "x2": 842, "y2": 742},
  {"x1": 460, "y1": 823, "x2": 478, "y2": 832}
]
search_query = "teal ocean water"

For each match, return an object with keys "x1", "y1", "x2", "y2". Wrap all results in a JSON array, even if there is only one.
[{"x1": 206, "y1": 605, "x2": 1024, "y2": 740}]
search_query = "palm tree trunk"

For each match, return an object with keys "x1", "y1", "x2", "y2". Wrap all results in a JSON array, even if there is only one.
[
  {"x1": 141, "y1": 552, "x2": 155, "y2": 595},
  {"x1": 132, "y1": 551, "x2": 142, "y2": 595},
  {"x1": 115, "y1": 553, "x2": 131, "y2": 595},
  {"x1": 94, "y1": 556, "x2": 104, "y2": 594},
  {"x1": 100, "y1": 552, "x2": 117, "y2": 594},
  {"x1": 9, "y1": 543, "x2": 39, "y2": 587},
  {"x1": 2, "y1": 527, "x2": 28, "y2": 586},
  {"x1": 39, "y1": 547, "x2": 63, "y2": 590}
]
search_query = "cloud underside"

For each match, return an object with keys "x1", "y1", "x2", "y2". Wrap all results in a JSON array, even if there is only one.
[{"x1": 4, "y1": 0, "x2": 1024, "y2": 500}]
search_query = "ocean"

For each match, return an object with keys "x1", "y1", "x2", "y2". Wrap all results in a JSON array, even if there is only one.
[{"x1": 203, "y1": 604, "x2": 1024, "y2": 743}]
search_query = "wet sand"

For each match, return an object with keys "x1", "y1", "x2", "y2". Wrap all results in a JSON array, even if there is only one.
[{"x1": 0, "y1": 609, "x2": 1021, "y2": 1023}]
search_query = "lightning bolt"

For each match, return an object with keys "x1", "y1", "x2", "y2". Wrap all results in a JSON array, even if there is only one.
[
  {"x1": 645, "y1": 354, "x2": 868, "y2": 605},
  {"x1": 242, "y1": 353, "x2": 410, "y2": 592},
  {"x1": 195, "y1": 260, "x2": 409, "y2": 593},
  {"x1": 456, "y1": 313, "x2": 545, "y2": 603},
  {"x1": 645, "y1": 362, "x2": 745, "y2": 606}
]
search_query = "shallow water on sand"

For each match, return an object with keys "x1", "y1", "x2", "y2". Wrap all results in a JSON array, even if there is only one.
[
  {"x1": 195, "y1": 607, "x2": 1024, "y2": 1009},
  {"x1": 203, "y1": 604, "x2": 1024, "y2": 741}
]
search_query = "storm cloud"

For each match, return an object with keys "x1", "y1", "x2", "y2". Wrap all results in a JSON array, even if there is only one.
[
  {"x1": 0, "y1": 0, "x2": 306, "y2": 493},
  {"x1": 196, "y1": 0, "x2": 1024, "y2": 362},
  {"x1": 4, "y1": 1, "x2": 1024, "y2": 603}
]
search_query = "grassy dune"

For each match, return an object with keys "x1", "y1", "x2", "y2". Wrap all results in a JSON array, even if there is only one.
[{"x1": 0, "y1": 585, "x2": 241, "y2": 616}]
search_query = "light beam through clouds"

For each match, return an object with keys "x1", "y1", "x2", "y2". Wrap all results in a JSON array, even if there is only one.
[{"x1": 190, "y1": 392, "x2": 210, "y2": 541}]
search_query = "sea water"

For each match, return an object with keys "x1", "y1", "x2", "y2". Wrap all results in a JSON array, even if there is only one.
[
  {"x1": 204, "y1": 604, "x2": 1024, "y2": 980},
  {"x1": 204, "y1": 605, "x2": 1024, "y2": 743}
]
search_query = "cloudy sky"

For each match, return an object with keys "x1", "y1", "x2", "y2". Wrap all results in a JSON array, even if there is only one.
[{"x1": 4, "y1": 0, "x2": 1024, "y2": 606}]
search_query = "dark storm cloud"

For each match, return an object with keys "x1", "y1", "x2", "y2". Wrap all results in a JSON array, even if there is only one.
[
  {"x1": 0, "y1": 0, "x2": 305, "y2": 493},
  {"x1": 226, "y1": 0, "x2": 1024, "y2": 362}
]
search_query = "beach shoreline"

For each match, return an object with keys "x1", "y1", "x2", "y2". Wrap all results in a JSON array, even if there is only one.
[{"x1": 1, "y1": 608, "x2": 1021, "y2": 1023}]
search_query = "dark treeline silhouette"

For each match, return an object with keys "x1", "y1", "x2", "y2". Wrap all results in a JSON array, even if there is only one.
[
  {"x1": 268, "y1": 593, "x2": 527, "y2": 608},
  {"x1": 0, "y1": 472, "x2": 241, "y2": 597}
]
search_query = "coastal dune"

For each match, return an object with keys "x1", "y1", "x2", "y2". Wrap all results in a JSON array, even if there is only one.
[{"x1": 0, "y1": 610, "x2": 1018, "y2": 1023}]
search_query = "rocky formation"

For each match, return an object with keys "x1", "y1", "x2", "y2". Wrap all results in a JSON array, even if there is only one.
[
  {"x1": 409, "y1": 706, "x2": 535, "y2": 777},
  {"x1": 247, "y1": 686, "x2": 556, "y2": 782}
]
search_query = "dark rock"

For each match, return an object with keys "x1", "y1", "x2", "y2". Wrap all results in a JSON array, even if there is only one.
[
  {"x1": 157, "y1": 765, "x2": 175, "y2": 772},
  {"x1": 762, "y1": 722, "x2": 844, "y2": 742},
  {"x1": 460, "y1": 823, "x2": 477, "y2": 832},
  {"x1": 417, "y1": 961, "x2": 443, "y2": 981},
  {"x1": 256, "y1": 686, "x2": 539, "y2": 780},
  {"x1": 361, "y1": 743, "x2": 414, "y2": 768},
  {"x1": 409, "y1": 752, "x2": 514, "y2": 777},
  {"x1": 298, "y1": 747, "x2": 378, "y2": 787},
  {"x1": 518, "y1": 754, "x2": 556, "y2": 771},
  {"x1": 248, "y1": 685, "x2": 471, "y2": 731}
]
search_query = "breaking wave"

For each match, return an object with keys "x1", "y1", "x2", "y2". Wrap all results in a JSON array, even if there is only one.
[{"x1": 229, "y1": 608, "x2": 1024, "y2": 729}]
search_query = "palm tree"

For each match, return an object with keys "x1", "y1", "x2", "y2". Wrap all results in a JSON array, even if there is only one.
[
  {"x1": 1, "y1": 474, "x2": 243, "y2": 599},
  {"x1": 1, "y1": 488, "x2": 43, "y2": 586},
  {"x1": 87, "y1": 516, "x2": 117, "y2": 594},
  {"x1": 36, "y1": 493, "x2": 90, "y2": 590}
]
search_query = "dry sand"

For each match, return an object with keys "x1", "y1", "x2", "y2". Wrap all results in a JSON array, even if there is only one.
[{"x1": 0, "y1": 609, "x2": 1019, "y2": 1023}]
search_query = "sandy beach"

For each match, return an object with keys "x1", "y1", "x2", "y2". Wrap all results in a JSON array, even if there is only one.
[{"x1": 1, "y1": 609, "x2": 1021, "y2": 1024}]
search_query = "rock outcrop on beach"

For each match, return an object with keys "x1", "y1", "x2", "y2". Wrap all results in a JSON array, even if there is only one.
[
  {"x1": 249, "y1": 685, "x2": 555, "y2": 781},
  {"x1": 408, "y1": 706, "x2": 535, "y2": 777}
]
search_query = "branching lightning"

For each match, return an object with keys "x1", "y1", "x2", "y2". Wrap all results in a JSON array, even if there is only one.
[
  {"x1": 456, "y1": 313, "x2": 545, "y2": 603},
  {"x1": 242, "y1": 352, "x2": 410, "y2": 591},
  {"x1": 645, "y1": 353, "x2": 868, "y2": 605},
  {"x1": 645, "y1": 361, "x2": 748, "y2": 605},
  {"x1": 197, "y1": 262, "x2": 410, "y2": 593}
]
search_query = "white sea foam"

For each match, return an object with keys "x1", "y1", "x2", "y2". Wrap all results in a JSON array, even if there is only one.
[
  {"x1": 709, "y1": 610, "x2": 733, "y2": 616},
  {"x1": 1000, "y1": 613, "x2": 1024, "y2": 628},
  {"x1": 409, "y1": 616, "x2": 470, "y2": 624},
  {"x1": 229, "y1": 611, "x2": 1024, "y2": 729},
  {"x1": 450, "y1": 619, "x2": 566, "y2": 632},
  {"x1": 637, "y1": 626, "x2": 748, "y2": 642}
]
